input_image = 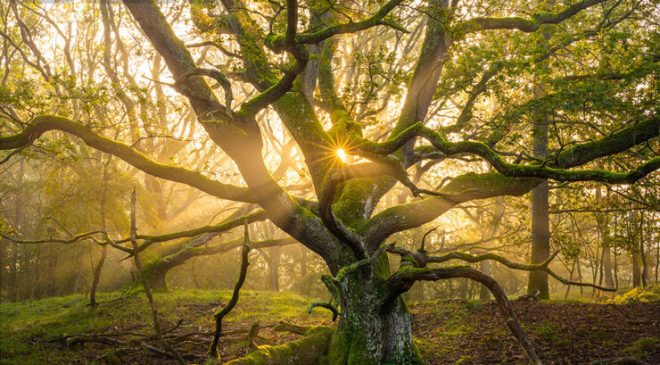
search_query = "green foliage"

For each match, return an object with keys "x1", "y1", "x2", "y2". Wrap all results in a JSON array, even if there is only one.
[{"x1": 610, "y1": 285, "x2": 660, "y2": 304}]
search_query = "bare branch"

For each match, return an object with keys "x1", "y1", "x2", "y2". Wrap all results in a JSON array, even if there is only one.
[
  {"x1": 208, "y1": 221, "x2": 251, "y2": 360},
  {"x1": 385, "y1": 265, "x2": 542, "y2": 364}
]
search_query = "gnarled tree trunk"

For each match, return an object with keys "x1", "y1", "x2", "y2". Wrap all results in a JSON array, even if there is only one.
[
  {"x1": 327, "y1": 267, "x2": 423, "y2": 365},
  {"x1": 316, "y1": 248, "x2": 424, "y2": 365}
]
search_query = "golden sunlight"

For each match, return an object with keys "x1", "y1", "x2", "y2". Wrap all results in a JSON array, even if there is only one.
[{"x1": 336, "y1": 148, "x2": 348, "y2": 163}]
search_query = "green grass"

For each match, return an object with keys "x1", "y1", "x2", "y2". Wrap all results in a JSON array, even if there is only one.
[
  {"x1": 533, "y1": 321, "x2": 562, "y2": 342},
  {"x1": 623, "y1": 337, "x2": 660, "y2": 360},
  {"x1": 3, "y1": 290, "x2": 658, "y2": 364},
  {"x1": 0, "y1": 289, "x2": 327, "y2": 365}
]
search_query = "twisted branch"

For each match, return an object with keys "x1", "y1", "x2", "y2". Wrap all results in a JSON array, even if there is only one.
[{"x1": 386, "y1": 265, "x2": 542, "y2": 364}]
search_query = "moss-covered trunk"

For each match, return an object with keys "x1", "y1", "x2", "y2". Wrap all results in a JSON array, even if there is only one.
[
  {"x1": 327, "y1": 261, "x2": 423, "y2": 365},
  {"x1": 141, "y1": 265, "x2": 168, "y2": 291}
]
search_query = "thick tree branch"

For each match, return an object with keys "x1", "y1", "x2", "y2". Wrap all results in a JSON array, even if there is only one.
[
  {"x1": 389, "y1": 246, "x2": 616, "y2": 292},
  {"x1": 177, "y1": 68, "x2": 234, "y2": 115},
  {"x1": 0, "y1": 116, "x2": 256, "y2": 203},
  {"x1": 554, "y1": 117, "x2": 660, "y2": 168},
  {"x1": 124, "y1": 0, "x2": 341, "y2": 262},
  {"x1": 122, "y1": 0, "x2": 231, "y2": 122},
  {"x1": 126, "y1": 209, "x2": 268, "y2": 257},
  {"x1": 147, "y1": 237, "x2": 296, "y2": 294},
  {"x1": 265, "y1": 0, "x2": 405, "y2": 50},
  {"x1": 0, "y1": 230, "x2": 106, "y2": 246},
  {"x1": 238, "y1": 0, "x2": 309, "y2": 116},
  {"x1": 385, "y1": 265, "x2": 542, "y2": 364},
  {"x1": 460, "y1": 0, "x2": 608, "y2": 33},
  {"x1": 364, "y1": 173, "x2": 541, "y2": 247},
  {"x1": 359, "y1": 116, "x2": 659, "y2": 184}
]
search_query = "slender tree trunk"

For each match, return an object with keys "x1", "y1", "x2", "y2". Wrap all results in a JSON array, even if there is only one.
[
  {"x1": 655, "y1": 237, "x2": 659, "y2": 284},
  {"x1": 576, "y1": 258, "x2": 584, "y2": 297},
  {"x1": 639, "y1": 211, "x2": 647, "y2": 287},
  {"x1": 528, "y1": 179, "x2": 550, "y2": 299},
  {"x1": 602, "y1": 246, "x2": 614, "y2": 288},
  {"x1": 268, "y1": 246, "x2": 281, "y2": 292},
  {"x1": 89, "y1": 245, "x2": 107, "y2": 305},
  {"x1": 458, "y1": 278, "x2": 468, "y2": 300},
  {"x1": 527, "y1": 6, "x2": 553, "y2": 299},
  {"x1": 565, "y1": 258, "x2": 576, "y2": 300},
  {"x1": 7, "y1": 240, "x2": 18, "y2": 301},
  {"x1": 10, "y1": 160, "x2": 24, "y2": 300},
  {"x1": 478, "y1": 197, "x2": 502, "y2": 300},
  {"x1": 528, "y1": 110, "x2": 550, "y2": 299},
  {"x1": 129, "y1": 188, "x2": 183, "y2": 364},
  {"x1": 72, "y1": 263, "x2": 82, "y2": 293},
  {"x1": 299, "y1": 248, "x2": 308, "y2": 289},
  {"x1": 632, "y1": 250, "x2": 642, "y2": 288},
  {"x1": 614, "y1": 248, "x2": 619, "y2": 289},
  {"x1": 598, "y1": 249, "x2": 604, "y2": 286},
  {"x1": 90, "y1": 157, "x2": 111, "y2": 307},
  {"x1": 479, "y1": 260, "x2": 492, "y2": 300}
]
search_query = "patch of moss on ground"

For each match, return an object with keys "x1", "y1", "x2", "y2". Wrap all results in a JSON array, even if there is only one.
[
  {"x1": 0, "y1": 290, "x2": 328, "y2": 365},
  {"x1": 533, "y1": 321, "x2": 562, "y2": 342},
  {"x1": 623, "y1": 337, "x2": 660, "y2": 360},
  {"x1": 610, "y1": 285, "x2": 660, "y2": 304}
]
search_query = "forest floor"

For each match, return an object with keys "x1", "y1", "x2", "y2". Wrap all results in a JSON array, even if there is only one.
[{"x1": 0, "y1": 289, "x2": 658, "y2": 365}]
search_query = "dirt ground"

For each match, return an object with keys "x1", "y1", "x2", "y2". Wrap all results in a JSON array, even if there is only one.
[
  {"x1": 2, "y1": 292, "x2": 658, "y2": 364},
  {"x1": 412, "y1": 300, "x2": 660, "y2": 364}
]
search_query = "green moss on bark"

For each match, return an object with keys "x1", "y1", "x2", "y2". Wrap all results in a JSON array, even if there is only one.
[{"x1": 224, "y1": 326, "x2": 333, "y2": 365}]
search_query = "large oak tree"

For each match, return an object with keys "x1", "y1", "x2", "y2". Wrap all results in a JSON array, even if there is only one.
[{"x1": 1, "y1": 0, "x2": 658, "y2": 363}]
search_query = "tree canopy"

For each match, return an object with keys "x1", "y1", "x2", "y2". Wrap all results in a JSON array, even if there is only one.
[{"x1": 0, "y1": 0, "x2": 658, "y2": 364}]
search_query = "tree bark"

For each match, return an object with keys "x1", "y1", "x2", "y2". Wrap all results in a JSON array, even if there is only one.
[
  {"x1": 528, "y1": 180, "x2": 550, "y2": 299},
  {"x1": 527, "y1": 3, "x2": 554, "y2": 299},
  {"x1": 90, "y1": 157, "x2": 111, "y2": 306},
  {"x1": 267, "y1": 246, "x2": 281, "y2": 291},
  {"x1": 527, "y1": 75, "x2": 551, "y2": 299},
  {"x1": 602, "y1": 246, "x2": 614, "y2": 288},
  {"x1": 479, "y1": 260, "x2": 492, "y2": 300},
  {"x1": 655, "y1": 237, "x2": 659, "y2": 284},
  {"x1": 143, "y1": 265, "x2": 169, "y2": 291},
  {"x1": 632, "y1": 250, "x2": 642, "y2": 288},
  {"x1": 639, "y1": 211, "x2": 647, "y2": 287},
  {"x1": 327, "y1": 264, "x2": 423, "y2": 365}
]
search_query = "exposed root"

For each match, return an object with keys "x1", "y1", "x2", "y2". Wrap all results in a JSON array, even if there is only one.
[
  {"x1": 65, "y1": 334, "x2": 126, "y2": 348},
  {"x1": 273, "y1": 320, "x2": 310, "y2": 335},
  {"x1": 247, "y1": 322, "x2": 260, "y2": 350},
  {"x1": 223, "y1": 326, "x2": 333, "y2": 365}
]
